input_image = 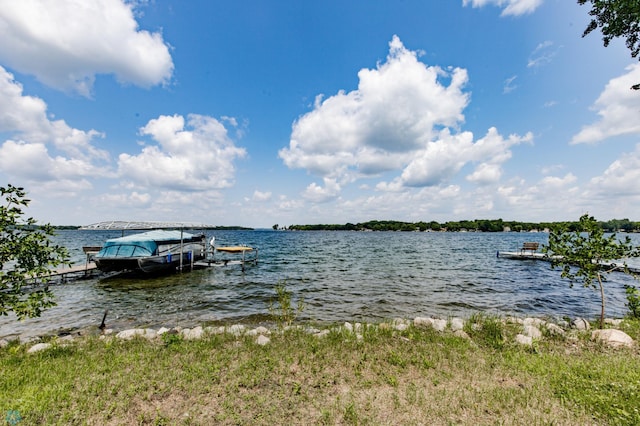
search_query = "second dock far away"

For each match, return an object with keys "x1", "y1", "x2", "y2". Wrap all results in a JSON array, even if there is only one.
[{"x1": 497, "y1": 241, "x2": 640, "y2": 274}]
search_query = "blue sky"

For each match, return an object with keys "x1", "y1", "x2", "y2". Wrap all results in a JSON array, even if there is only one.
[{"x1": 1, "y1": 0, "x2": 639, "y2": 228}]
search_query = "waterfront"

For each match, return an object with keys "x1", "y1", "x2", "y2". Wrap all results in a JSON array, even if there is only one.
[{"x1": 1, "y1": 229, "x2": 638, "y2": 340}]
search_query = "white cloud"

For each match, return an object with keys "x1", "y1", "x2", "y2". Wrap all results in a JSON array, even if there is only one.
[
  {"x1": 539, "y1": 173, "x2": 577, "y2": 188},
  {"x1": 0, "y1": 140, "x2": 99, "y2": 180},
  {"x1": 540, "y1": 164, "x2": 564, "y2": 175},
  {"x1": 117, "y1": 114, "x2": 247, "y2": 192},
  {"x1": 97, "y1": 191, "x2": 152, "y2": 209},
  {"x1": 280, "y1": 35, "x2": 470, "y2": 192},
  {"x1": 395, "y1": 127, "x2": 532, "y2": 188},
  {"x1": 398, "y1": 130, "x2": 473, "y2": 187},
  {"x1": 277, "y1": 195, "x2": 305, "y2": 212},
  {"x1": 462, "y1": 0, "x2": 543, "y2": 16},
  {"x1": 466, "y1": 163, "x2": 502, "y2": 185},
  {"x1": 503, "y1": 75, "x2": 517, "y2": 94},
  {"x1": 527, "y1": 41, "x2": 557, "y2": 68},
  {"x1": 302, "y1": 178, "x2": 342, "y2": 203},
  {"x1": 0, "y1": 66, "x2": 110, "y2": 186},
  {"x1": 495, "y1": 173, "x2": 579, "y2": 219},
  {"x1": 281, "y1": 36, "x2": 534, "y2": 202},
  {"x1": 572, "y1": 63, "x2": 640, "y2": 144},
  {"x1": 252, "y1": 190, "x2": 272, "y2": 202},
  {"x1": 589, "y1": 144, "x2": 640, "y2": 196},
  {"x1": 0, "y1": 0, "x2": 173, "y2": 97}
]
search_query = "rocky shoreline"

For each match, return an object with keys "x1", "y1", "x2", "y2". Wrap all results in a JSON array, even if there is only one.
[{"x1": 2, "y1": 315, "x2": 635, "y2": 354}]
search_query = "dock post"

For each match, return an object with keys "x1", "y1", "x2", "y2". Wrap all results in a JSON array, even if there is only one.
[{"x1": 179, "y1": 229, "x2": 184, "y2": 271}]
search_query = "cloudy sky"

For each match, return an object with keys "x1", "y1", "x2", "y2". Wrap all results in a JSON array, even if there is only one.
[{"x1": 0, "y1": 0, "x2": 639, "y2": 228}]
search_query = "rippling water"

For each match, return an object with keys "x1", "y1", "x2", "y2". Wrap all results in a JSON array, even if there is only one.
[{"x1": 2, "y1": 229, "x2": 638, "y2": 339}]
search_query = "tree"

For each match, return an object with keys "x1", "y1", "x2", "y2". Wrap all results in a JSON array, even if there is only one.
[
  {"x1": 0, "y1": 184, "x2": 70, "y2": 319},
  {"x1": 578, "y1": 0, "x2": 640, "y2": 89},
  {"x1": 545, "y1": 214, "x2": 640, "y2": 328}
]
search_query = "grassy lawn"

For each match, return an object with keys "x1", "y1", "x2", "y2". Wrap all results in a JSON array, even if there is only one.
[{"x1": 1, "y1": 318, "x2": 639, "y2": 425}]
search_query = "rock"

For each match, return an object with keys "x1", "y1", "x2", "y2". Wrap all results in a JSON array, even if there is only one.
[
  {"x1": 515, "y1": 334, "x2": 533, "y2": 346},
  {"x1": 343, "y1": 322, "x2": 353, "y2": 332},
  {"x1": 572, "y1": 318, "x2": 590, "y2": 330},
  {"x1": 227, "y1": 324, "x2": 246, "y2": 336},
  {"x1": 59, "y1": 335, "x2": 75, "y2": 343},
  {"x1": 523, "y1": 325, "x2": 542, "y2": 339},
  {"x1": 0, "y1": 339, "x2": 8, "y2": 348},
  {"x1": 249, "y1": 326, "x2": 271, "y2": 336},
  {"x1": 453, "y1": 330, "x2": 470, "y2": 340},
  {"x1": 450, "y1": 318, "x2": 464, "y2": 332},
  {"x1": 523, "y1": 318, "x2": 545, "y2": 327},
  {"x1": 545, "y1": 323, "x2": 565, "y2": 336},
  {"x1": 314, "y1": 329, "x2": 330, "y2": 338},
  {"x1": 506, "y1": 316, "x2": 523, "y2": 325},
  {"x1": 604, "y1": 318, "x2": 623, "y2": 327},
  {"x1": 591, "y1": 329, "x2": 634, "y2": 348},
  {"x1": 256, "y1": 335, "x2": 270, "y2": 346},
  {"x1": 393, "y1": 318, "x2": 409, "y2": 325},
  {"x1": 157, "y1": 327, "x2": 171, "y2": 335},
  {"x1": 413, "y1": 317, "x2": 434, "y2": 328},
  {"x1": 432, "y1": 319, "x2": 447, "y2": 332},
  {"x1": 394, "y1": 323, "x2": 409, "y2": 331},
  {"x1": 116, "y1": 328, "x2": 157, "y2": 340},
  {"x1": 28, "y1": 343, "x2": 52, "y2": 353},
  {"x1": 205, "y1": 326, "x2": 226, "y2": 335},
  {"x1": 182, "y1": 326, "x2": 204, "y2": 340}
]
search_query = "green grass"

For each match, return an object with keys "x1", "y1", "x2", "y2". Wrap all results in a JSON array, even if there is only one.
[{"x1": 1, "y1": 319, "x2": 639, "y2": 425}]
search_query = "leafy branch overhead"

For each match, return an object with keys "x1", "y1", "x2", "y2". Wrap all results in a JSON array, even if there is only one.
[
  {"x1": 0, "y1": 184, "x2": 70, "y2": 319},
  {"x1": 579, "y1": 0, "x2": 640, "y2": 89}
]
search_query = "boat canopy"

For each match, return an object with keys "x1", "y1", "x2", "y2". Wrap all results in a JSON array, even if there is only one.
[
  {"x1": 97, "y1": 230, "x2": 198, "y2": 258},
  {"x1": 81, "y1": 221, "x2": 215, "y2": 230}
]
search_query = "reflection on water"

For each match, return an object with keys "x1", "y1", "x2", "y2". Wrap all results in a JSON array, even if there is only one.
[{"x1": 2, "y1": 229, "x2": 638, "y2": 339}]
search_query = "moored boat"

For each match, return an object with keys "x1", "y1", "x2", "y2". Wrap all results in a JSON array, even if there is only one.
[{"x1": 94, "y1": 230, "x2": 206, "y2": 274}]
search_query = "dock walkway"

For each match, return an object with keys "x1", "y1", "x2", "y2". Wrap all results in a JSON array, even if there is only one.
[
  {"x1": 45, "y1": 262, "x2": 100, "y2": 283},
  {"x1": 497, "y1": 250, "x2": 640, "y2": 274}
]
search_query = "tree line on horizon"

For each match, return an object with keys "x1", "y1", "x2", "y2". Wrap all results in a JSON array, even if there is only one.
[{"x1": 283, "y1": 218, "x2": 640, "y2": 233}]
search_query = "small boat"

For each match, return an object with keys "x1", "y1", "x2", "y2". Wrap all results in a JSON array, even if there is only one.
[
  {"x1": 197, "y1": 237, "x2": 258, "y2": 269},
  {"x1": 94, "y1": 229, "x2": 207, "y2": 274}
]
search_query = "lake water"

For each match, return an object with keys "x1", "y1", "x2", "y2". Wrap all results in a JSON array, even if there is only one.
[{"x1": 2, "y1": 229, "x2": 639, "y2": 340}]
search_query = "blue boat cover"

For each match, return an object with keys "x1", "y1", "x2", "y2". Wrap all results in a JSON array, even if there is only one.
[{"x1": 97, "y1": 230, "x2": 196, "y2": 258}]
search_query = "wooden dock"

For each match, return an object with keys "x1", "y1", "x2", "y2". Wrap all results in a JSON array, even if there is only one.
[
  {"x1": 497, "y1": 251, "x2": 551, "y2": 261},
  {"x1": 46, "y1": 262, "x2": 100, "y2": 282},
  {"x1": 497, "y1": 250, "x2": 640, "y2": 274}
]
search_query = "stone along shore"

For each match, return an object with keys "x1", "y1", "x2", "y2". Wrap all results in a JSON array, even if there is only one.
[{"x1": 3, "y1": 315, "x2": 635, "y2": 354}]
